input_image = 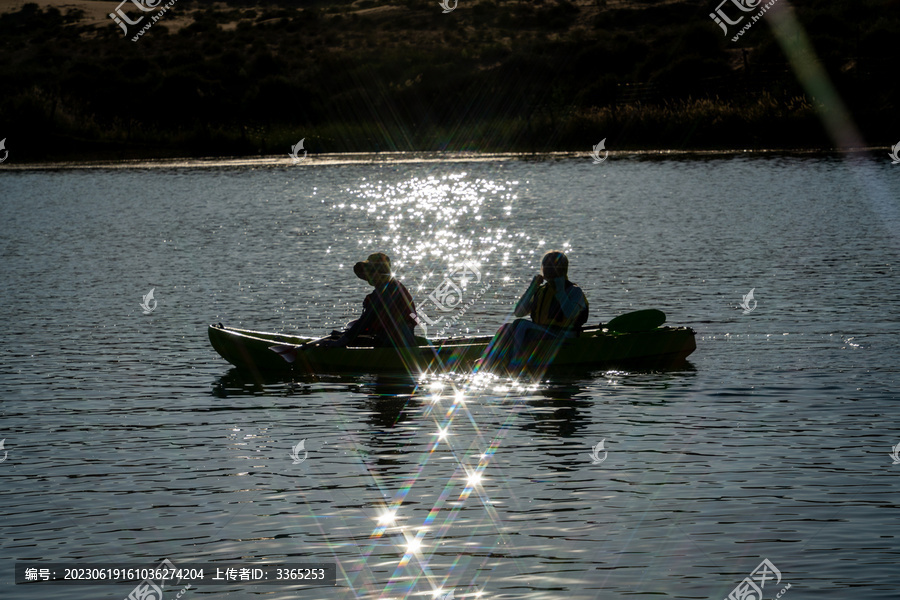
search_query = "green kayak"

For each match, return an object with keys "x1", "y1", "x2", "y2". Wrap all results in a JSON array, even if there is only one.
[{"x1": 208, "y1": 317, "x2": 696, "y2": 375}]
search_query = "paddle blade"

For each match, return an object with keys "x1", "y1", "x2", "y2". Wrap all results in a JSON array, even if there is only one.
[
  {"x1": 605, "y1": 309, "x2": 666, "y2": 333},
  {"x1": 269, "y1": 344, "x2": 298, "y2": 363}
]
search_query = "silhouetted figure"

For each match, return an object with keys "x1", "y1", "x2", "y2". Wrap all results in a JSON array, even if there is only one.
[
  {"x1": 480, "y1": 250, "x2": 588, "y2": 369},
  {"x1": 321, "y1": 253, "x2": 417, "y2": 348}
]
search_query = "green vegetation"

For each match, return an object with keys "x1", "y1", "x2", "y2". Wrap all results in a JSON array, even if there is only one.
[{"x1": 0, "y1": 0, "x2": 896, "y2": 161}]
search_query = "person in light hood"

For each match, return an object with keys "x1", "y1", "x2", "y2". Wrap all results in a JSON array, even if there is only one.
[{"x1": 480, "y1": 250, "x2": 588, "y2": 368}]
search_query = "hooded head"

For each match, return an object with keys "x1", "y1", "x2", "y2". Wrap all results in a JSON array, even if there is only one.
[{"x1": 540, "y1": 250, "x2": 569, "y2": 280}]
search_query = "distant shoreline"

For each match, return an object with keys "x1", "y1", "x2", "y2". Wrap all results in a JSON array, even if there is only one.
[{"x1": 2, "y1": 147, "x2": 893, "y2": 170}]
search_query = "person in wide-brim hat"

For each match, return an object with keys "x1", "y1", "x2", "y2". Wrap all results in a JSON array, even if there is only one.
[
  {"x1": 353, "y1": 252, "x2": 392, "y2": 283},
  {"x1": 319, "y1": 252, "x2": 417, "y2": 348}
]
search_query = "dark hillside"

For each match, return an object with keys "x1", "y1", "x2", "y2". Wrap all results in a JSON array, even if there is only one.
[{"x1": 0, "y1": 0, "x2": 897, "y2": 161}]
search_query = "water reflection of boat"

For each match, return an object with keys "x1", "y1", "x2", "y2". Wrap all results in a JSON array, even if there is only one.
[
  {"x1": 208, "y1": 322, "x2": 696, "y2": 377},
  {"x1": 520, "y1": 380, "x2": 594, "y2": 439},
  {"x1": 210, "y1": 368, "x2": 416, "y2": 399}
]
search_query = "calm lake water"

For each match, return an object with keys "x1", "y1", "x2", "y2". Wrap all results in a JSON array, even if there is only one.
[{"x1": 1, "y1": 152, "x2": 899, "y2": 599}]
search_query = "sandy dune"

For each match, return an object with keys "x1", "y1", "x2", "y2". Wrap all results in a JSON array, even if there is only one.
[
  {"x1": 0, "y1": 0, "x2": 118, "y2": 26},
  {"x1": 0, "y1": 0, "x2": 202, "y2": 31}
]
